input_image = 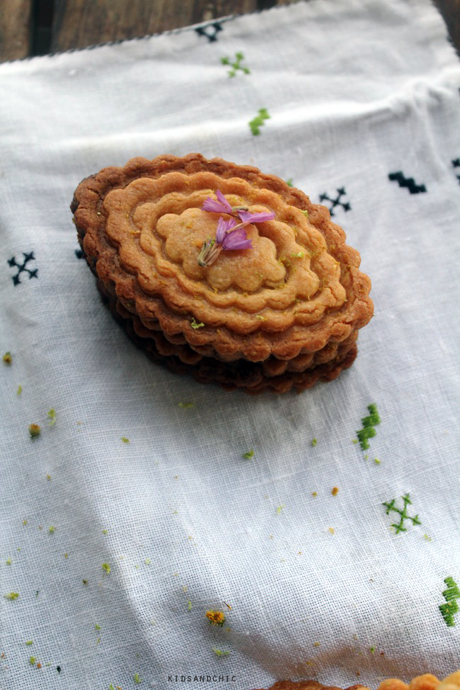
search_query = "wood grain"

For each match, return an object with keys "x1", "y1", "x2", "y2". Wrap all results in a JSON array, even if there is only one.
[
  {"x1": 433, "y1": 0, "x2": 460, "y2": 54},
  {"x1": 51, "y1": 0, "x2": 258, "y2": 53},
  {"x1": 0, "y1": 0, "x2": 459, "y2": 62},
  {"x1": 0, "y1": 0, "x2": 33, "y2": 61}
]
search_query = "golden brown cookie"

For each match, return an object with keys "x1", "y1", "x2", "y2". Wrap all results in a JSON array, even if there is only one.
[
  {"x1": 99, "y1": 279, "x2": 358, "y2": 394},
  {"x1": 252, "y1": 674, "x2": 451, "y2": 690},
  {"x1": 72, "y1": 154, "x2": 373, "y2": 390},
  {"x1": 251, "y1": 682, "x2": 367, "y2": 690}
]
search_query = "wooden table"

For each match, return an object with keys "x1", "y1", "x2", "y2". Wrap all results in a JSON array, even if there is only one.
[{"x1": 0, "y1": 0, "x2": 459, "y2": 62}]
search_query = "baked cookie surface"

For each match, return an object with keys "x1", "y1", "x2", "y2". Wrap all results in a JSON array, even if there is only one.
[
  {"x1": 252, "y1": 673, "x2": 458, "y2": 690},
  {"x1": 72, "y1": 154, "x2": 373, "y2": 390}
]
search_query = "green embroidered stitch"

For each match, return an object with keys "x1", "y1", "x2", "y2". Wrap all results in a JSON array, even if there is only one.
[
  {"x1": 133, "y1": 673, "x2": 142, "y2": 684},
  {"x1": 286, "y1": 179, "x2": 294, "y2": 187},
  {"x1": 221, "y1": 52, "x2": 250, "y2": 77},
  {"x1": 383, "y1": 494, "x2": 421, "y2": 533},
  {"x1": 356, "y1": 403, "x2": 381, "y2": 450},
  {"x1": 439, "y1": 577, "x2": 460, "y2": 627},
  {"x1": 249, "y1": 108, "x2": 270, "y2": 136},
  {"x1": 178, "y1": 402, "x2": 194, "y2": 408}
]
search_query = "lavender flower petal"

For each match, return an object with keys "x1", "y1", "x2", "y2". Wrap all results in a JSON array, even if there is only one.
[
  {"x1": 221, "y1": 228, "x2": 253, "y2": 251},
  {"x1": 216, "y1": 217, "x2": 237, "y2": 243},
  {"x1": 202, "y1": 190, "x2": 233, "y2": 215},
  {"x1": 237, "y1": 210, "x2": 275, "y2": 224},
  {"x1": 216, "y1": 190, "x2": 233, "y2": 213}
]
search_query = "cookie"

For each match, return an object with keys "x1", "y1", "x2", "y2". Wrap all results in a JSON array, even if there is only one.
[
  {"x1": 252, "y1": 673, "x2": 450, "y2": 690},
  {"x1": 72, "y1": 154, "x2": 373, "y2": 390}
]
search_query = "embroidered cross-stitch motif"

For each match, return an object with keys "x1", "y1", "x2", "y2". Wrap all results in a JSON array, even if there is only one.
[
  {"x1": 356, "y1": 403, "x2": 380, "y2": 450},
  {"x1": 439, "y1": 577, "x2": 460, "y2": 627},
  {"x1": 388, "y1": 172, "x2": 426, "y2": 194},
  {"x1": 249, "y1": 108, "x2": 270, "y2": 135},
  {"x1": 383, "y1": 494, "x2": 421, "y2": 534},
  {"x1": 195, "y1": 22, "x2": 223, "y2": 43},
  {"x1": 7, "y1": 252, "x2": 38, "y2": 285},
  {"x1": 221, "y1": 52, "x2": 250, "y2": 77},
  {"x1": 319, "y1": 188, "x2": 351, "y2": 216},
  {"x1": 452, "y1": 159, "x2": 460, "y2": 185}
]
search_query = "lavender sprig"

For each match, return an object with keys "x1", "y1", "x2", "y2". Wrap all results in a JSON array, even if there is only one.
[{"x1": 198, "y1": 191, "x2": 275, "y2": 267}]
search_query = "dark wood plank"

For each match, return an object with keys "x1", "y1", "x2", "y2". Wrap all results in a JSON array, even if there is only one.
[
  {"x1": 0, "y1": 0, "x2": 33, "y2": 61},
  {"x1": 433, "y1": 0, "x2": 460, "y2": 54},
  {"x1": 51, "y1": 0, "x2": 258, "y2": 53}
]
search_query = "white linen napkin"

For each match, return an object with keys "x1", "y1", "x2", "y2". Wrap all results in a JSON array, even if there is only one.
[{"x1": 1, "y1": 1, "x2": 460, "y2": 689}]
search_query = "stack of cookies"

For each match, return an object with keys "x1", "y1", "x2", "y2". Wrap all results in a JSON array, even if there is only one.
[
  {"x1": 71, "y1": 154, "x2": 373, "y2": 393},
  {"x1": 251, "y1": 672, "x2": 459, "y2": 690}
]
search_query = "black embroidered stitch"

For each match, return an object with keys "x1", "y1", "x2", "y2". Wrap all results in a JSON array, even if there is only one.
[
  {"x1": 195, "y1": 22, "x2": 223, "y2": 43},
  {"x1": 318, "y1": 188, "x2": 351, "y2": 216},
  {"x1": 452, "y1": 159, "x2": 460, "y2": 185},
  {"x1": 7, "y1": 252, "x2": 38, "y2": 285},
  {"x1": 75, "y1": 249, "x2": 84, "y2": 259},
  {"x1": 388, "y1": 172, "x2": 426, "y2": 194}
]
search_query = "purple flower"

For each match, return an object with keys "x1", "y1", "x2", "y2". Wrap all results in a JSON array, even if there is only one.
[
  {"x1": 198, "y1": 217, "x2": 252, "y2": 267},
  {"x1": 198, "y1": 190, "x2": 274, "y2": 267},
  {"x1": 202, "y1": 190, "x2": 233, "y2": 215},
  {"x1": 237, "y1": 210, "x2": 275, "y2": 224},
  {"x1": 216, "y1": 217, "x2": 252, "y2": 250},
  {"x1": 221, "y1": 227, "x2": 252, "y2": 251},
  {"x1": 215, "y1": 216, "x2": 237, "y2": 243}
]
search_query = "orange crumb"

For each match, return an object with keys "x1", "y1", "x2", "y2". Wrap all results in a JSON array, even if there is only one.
[
  {"x1": 205, "y1": 610, "x2": 226, "y2": 626},
  {"x1": 36, "y1": 662, "x2": 42, "y2": 669},
  {"x1": 312, "y1": 492, "x2": 318, "y2": 497},
  {"x1": 332, "y1": 487, "x2": 339, "y2": 496}
]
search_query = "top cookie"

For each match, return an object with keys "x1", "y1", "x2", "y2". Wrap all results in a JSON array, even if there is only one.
[{"x1": 72, "y1": 154, "x2": 373, "y2": 363}]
